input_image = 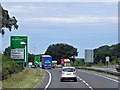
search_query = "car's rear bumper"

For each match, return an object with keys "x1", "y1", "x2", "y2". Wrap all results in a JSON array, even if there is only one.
[
  {"x1": 61, "y1": 74, "x2": 77, "y2": 78},
  {"x1": 61, "y1": 75, "x2": 77, "y2": 80},
  {"x1": 61, "y1": 77, "x2": 76, "y2": 79},
  {"x1": 61, "y1": 77, "x2": 77, "y2": 81}
]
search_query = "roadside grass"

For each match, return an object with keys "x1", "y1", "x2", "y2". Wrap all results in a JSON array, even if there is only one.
[
  {"x1": 0, "y1": 81, "x2": 2, "y2": 89},
  {"x1": 2, "y1": 68, "x2": 44, "y2": 89}
]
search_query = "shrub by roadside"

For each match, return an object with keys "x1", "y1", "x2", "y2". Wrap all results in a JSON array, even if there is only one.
[{"x1": 2, "y1": 58, "x2": 23, "y2": 80}]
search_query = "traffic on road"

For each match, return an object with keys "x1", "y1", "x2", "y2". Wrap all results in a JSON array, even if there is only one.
[{"x1": 35, "y1": 68, "x2": 119, "y2": 90}]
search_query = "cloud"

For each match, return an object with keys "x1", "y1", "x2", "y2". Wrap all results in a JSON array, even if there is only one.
[
  {"x1": 20, "y1": 16, "x2": 117, "y2": 25},
  {"x1": 1, "y1": 0, "x2": 119, "y2": 2},
  {"x1": 41, "y1": 16, "x2": 117, "y2": 24},
  {"x1": 9, "y1": 5, "x2": 31, "y2": 13},
  {"x1": 5, "y1": 4, "x2": 47, "y2": 14}
]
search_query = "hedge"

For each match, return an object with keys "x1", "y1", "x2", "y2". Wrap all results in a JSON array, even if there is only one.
[{"x1": 2, "y1": 60, "x2": 23, "y2": 80}]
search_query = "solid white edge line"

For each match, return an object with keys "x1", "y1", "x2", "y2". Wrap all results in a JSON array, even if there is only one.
[
  {"x1": 78, "y1": 70, "x2": 120, "y2": 84},
  {"x1": 44, "y1": 70, "x2": 52, "y2": 90},
  {"x1": 77, "y1": 76, "x2": 94, "y2": 90}
]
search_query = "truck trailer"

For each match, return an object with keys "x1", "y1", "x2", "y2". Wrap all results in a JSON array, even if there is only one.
[
  {"x1": 41, "y1": 55, "x2": 52, "y2": 69},
  {"x1": 61, "y1": 58, "x2": 71, "y2": 66}
]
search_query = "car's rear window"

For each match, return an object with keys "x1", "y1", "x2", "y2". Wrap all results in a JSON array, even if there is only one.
[{"x1": 62, "y1": 68, "x2": 75, "y2": 72}]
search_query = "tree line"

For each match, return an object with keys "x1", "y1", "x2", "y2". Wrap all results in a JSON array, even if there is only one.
[
  {"x1": 3, "y1": 43, "x2": 120, "y2": 66},
  {"x1": 94, "y1": 43, "x2": 120, "y2": 65}
]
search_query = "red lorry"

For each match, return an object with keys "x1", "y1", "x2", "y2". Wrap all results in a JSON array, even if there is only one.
[{"x1": 61, "y1": 58, "x2": 71, "y2": 66}]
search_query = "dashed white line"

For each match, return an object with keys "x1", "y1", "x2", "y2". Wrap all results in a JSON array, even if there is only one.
[
  {"x1": 78, "y1": 70, "x2": 120, "y2": 84},
  {"x1": 77, "y1": 76, "x2": 94, "y2": 90},
  {"x1": 86, "y1": 83, "x2": 89, "y2": 86},
  {"x1": 44, "y1": 70, "x2": 52, "y2": 90}
]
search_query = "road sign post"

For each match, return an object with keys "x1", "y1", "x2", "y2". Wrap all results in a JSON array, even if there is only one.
[
  {"x1": 10, "y1": 36, "x2": 28, "y2": 64},
  {"x1": 106, "y1": 56, "x2": 110, "y2": 68}
]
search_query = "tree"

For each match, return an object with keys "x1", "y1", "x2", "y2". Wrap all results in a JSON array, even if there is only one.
[
  {"x1": 0, "y1": 4, "x2": 18, "y2": 36},
  {"x1": 45, "y1": 43, "x2": 78, "y2": 64},
  {"x1": 28, "y1": 53, "x2": 35, "y2": 63},
  {"x1": 4, "y1": 46, "x2": 11, "y2": 56},
  {"x1": 94, "y1": 45, "x2": 111, "y2": 64},
  {"x1": 94, "y1": 43, "x2": 120, "y2": 64},
  {"x1": 73, "y1": 60, "x2": 79, "y2": 66},
  {"x1": 79, "y1": 59, "x2": 85, "y2": 66}
]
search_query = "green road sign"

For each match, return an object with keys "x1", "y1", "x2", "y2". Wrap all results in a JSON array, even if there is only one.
[
  {"x1": 35, "y1": 56, "x2": 40, "y2": 66},
  {"x1": 10, "y1": 36, "x2": 28, "y2": 62}
]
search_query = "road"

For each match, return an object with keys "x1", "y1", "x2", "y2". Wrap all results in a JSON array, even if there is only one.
[{"x1": 36, "y1": 68, "x2": 120, "y2": 90}]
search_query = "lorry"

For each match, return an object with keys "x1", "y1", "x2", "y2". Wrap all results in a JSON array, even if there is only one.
[
  {"x1": 61, "y1": 58, "x2": 71, "y2": 66},
  {"x1": 41, "y1": 55, "x2": 52, "y2": 69}
]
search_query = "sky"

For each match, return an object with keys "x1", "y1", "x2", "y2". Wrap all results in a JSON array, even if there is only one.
[{"x1": 1, "y1": 1, "x2": 118, "y2": 58}]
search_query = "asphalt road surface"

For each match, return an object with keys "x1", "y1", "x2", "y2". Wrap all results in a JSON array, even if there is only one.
[{"x1": 36, "y1": 68, "x2": 120, "y2": 90}]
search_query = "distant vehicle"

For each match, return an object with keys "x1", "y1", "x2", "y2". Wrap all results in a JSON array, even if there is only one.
[
  {"x1": 52, "y1": 61, "x2": 57, "y2": 68},
  {"x1": 115, "y1": 58, "x2": 120, "y2": 72},
  {"x1": 31, "y1": 65, "x2": 35, "y2": 68},
  {"x1": 41, "y1": 55, "x2": 52, "y2": 69},
  {"x1": 28, "y1": 62, "x2": 33, "y2": 68},
  {"x1": 60, "y1": 66, "x2": 77, "y2": 82},
  {"x1": 115, "y1": 65, "x2": 120, "y2": 72},
  {"x1": 39, "y1": 62, "x2": 42, "y2": 68},
  {"x1": 52, "y1": 65, "x2": 55, "y2": 69},
  {"x1": 57, "y1": 64, "x2": 62, "y2": 68},
  {"x1": 61, "y1": 58, "x2": 71, "y2": 66}
]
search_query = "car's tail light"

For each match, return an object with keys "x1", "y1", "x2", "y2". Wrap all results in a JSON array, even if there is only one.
[
  {"x1": 62, "y1": 72, "x2": 65, "y2": 74},
  {"x1": 73, "y1": 72, "x2": 76, "y2": 74}
]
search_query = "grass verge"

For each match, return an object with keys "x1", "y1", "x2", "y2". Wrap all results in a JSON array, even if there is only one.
[
  {"x1": 0, "y1": 81, "x2": 2, "y2": 89},
  {"x1": 2, "y1": 68, "x2": 44, "y2": 89}
]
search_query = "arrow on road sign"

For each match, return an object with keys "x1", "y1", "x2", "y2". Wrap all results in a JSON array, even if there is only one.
[{"x1": 35, "y1": 61, "x2": 39, "y2": 65}]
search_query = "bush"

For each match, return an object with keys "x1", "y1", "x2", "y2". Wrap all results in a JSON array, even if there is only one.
[
  {"x1": 79, "y1": 60, "x2": 85, "y2": 66},
  {"x1": 85, "y1": 62, "x2": 92, "y2": 67},
  {"x1": 2, "y1": 60, "x2": 23, "y2": 80},
  {"x1": 73, "y1": 60, "x2": 79, "y2": 66},
  {"x1": 110, "y1": 60, "x2": 117, "y2": 65},
  {"x1": 97, "y1": 60, "x2": 105, "y2": 66}
]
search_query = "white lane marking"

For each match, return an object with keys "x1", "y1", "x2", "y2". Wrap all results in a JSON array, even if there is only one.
[
  {"x1": 44, "y1": 70, "x2": 52, "y2": 90},
  {"x1": 77, "y1": 76, "x2": 94, "y2": 90},
  {"x1": 33, "y1": 77, "x2": 44, "y2": 88},
  {"x1": 86, "y1": 83, "x2": 89, "y2": 86},
  {"x1": 78, "y1": 70, "x2": 120, "y2": 84}
]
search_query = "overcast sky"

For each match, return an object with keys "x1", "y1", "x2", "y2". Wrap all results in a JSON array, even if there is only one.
[{"x1": 1, "y1": 1, "x2": 118, "y2": 58}]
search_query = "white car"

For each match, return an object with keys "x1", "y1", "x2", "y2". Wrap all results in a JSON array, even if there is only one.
[{"x1": 60, "y1": 66, "x2": 77, "y2": 82}]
